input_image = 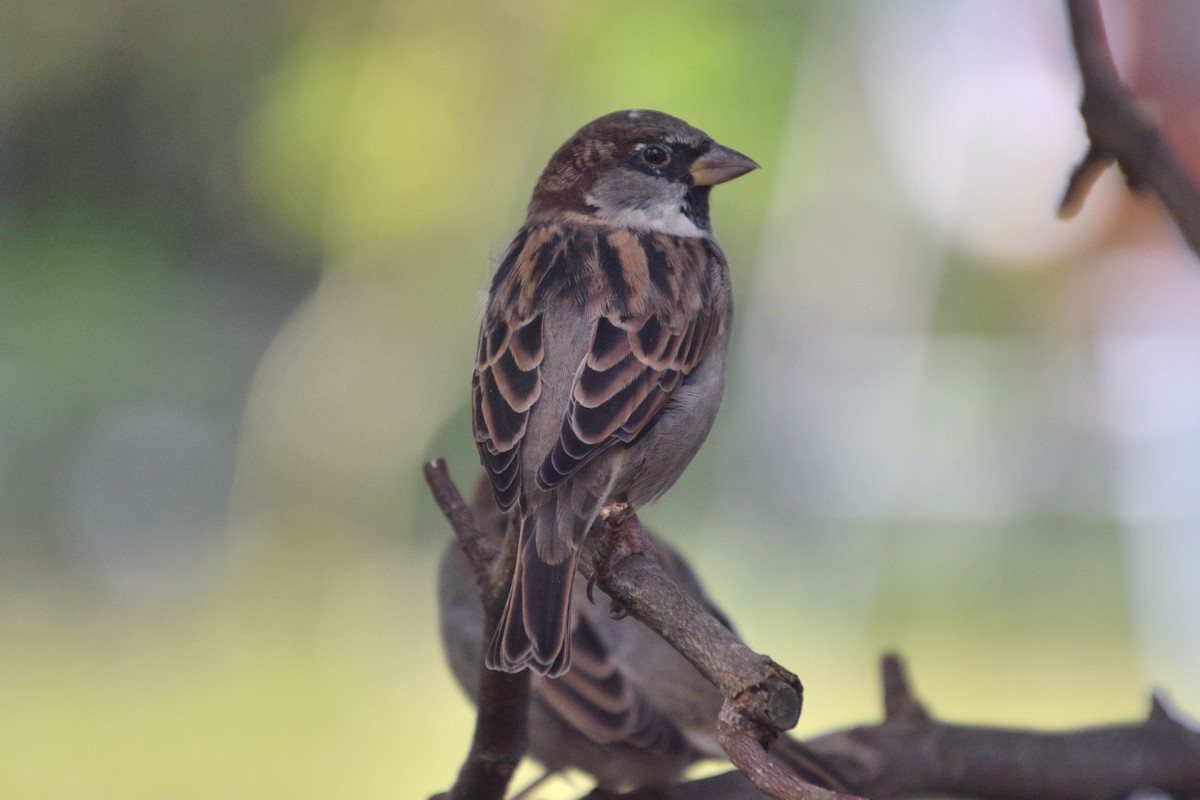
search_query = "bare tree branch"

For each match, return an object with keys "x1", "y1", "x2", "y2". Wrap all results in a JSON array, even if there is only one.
[
  {"x1": 610, "y1": 655, "x2": 1200, "y2": 800},
  {"x1": 427, "y1": 462, "x2": 1200, "y2": 800},
  {"x1": 578, "y1": 513, "x2": 800, "y2": 730},
  {"x1": 578, "y1": 506, "x2": 851, "y2": 800},
  {"x1": 425, "y1": 459, "x2": 529, "y2": 800},
  {"x1": 425, "y1": 458, "x2": 501, "y2": 591},
  {"x1": 807, "y1": 654, "x2": 1200, "y2": 800},
  {"x1": 1059, "y1": 0, "x2": 1200, "y2": 259},
  {"x1": 427, "y1": 461, "x2": 854, "y2": 800}
]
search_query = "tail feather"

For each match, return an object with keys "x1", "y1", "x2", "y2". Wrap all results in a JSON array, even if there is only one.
[
  {"x1": 769, "y1": 736, "x2": 856, "y2": 794},
  {"x1": 485, "y1": 516, "x2": 578, "y2": 677}
]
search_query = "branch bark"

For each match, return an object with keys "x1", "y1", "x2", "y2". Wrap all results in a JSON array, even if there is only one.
[
  {"x1": 425, "y1": 459, "x2": 529, "y2": 800},
  {"x1": 609, "y1": 655, "x2": 1200, "y2": 800},
  {"x1": 1059, "y1": 0, "x2": 1200, "y2": 258},
  {"x1": 427, "y1": 460, "x2": 854, "y2": 800},
  {"x1": 426, "y1": 462, "x2": 1200, "y2": 800},
  {"x1": 808, "y1": 654, "x2": 1200, "y2": 800},
  {"x1": 576, "y1": 512, "x2": 845, "y2": 800}
]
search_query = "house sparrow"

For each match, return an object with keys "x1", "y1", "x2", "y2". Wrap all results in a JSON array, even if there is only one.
[
  {"x1": 435, "y1": 478, "x2": 852, "y2": 794},
  {"x1": 472, "y1": 109, "x2": 758, "y2": 677}
]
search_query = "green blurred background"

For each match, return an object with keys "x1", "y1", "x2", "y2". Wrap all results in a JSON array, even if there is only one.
[{"x1": 3, "y1": 0, "x2": 1200, "y2": 797}]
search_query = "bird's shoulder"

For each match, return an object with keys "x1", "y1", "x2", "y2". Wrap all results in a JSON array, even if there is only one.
[{"x1": 484, "y1": 221, "x2": 726, "y2": 327}]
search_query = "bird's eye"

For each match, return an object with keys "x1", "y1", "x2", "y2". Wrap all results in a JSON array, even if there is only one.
[{"x1": 641, "y1": 144, "x2": 670, "y2": 166}]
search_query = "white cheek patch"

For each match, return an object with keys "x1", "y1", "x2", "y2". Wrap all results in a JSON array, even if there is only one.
[
  {"x1": 584, "y1": 194, "x2": 707, "y2": 238},
  {"x1": 610, "y1": 205, "x2": 707, "y2": 237}
]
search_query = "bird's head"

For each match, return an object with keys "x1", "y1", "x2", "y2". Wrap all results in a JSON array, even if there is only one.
[{"x1": 527, "y1": 110, "x2": 758, "y2": 237}]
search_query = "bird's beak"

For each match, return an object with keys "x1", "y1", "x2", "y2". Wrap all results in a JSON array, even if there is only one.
[{"x1": 689, "y1": 144, "x2": 760, "y2": 186}]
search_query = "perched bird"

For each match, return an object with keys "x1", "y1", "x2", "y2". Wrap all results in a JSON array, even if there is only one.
[
  {"x1": 472, "y1": 109, "x2": 758, "y2": 676},
  {"x1": 436, "y1": 479, "x2": 853, "y2": 794}
]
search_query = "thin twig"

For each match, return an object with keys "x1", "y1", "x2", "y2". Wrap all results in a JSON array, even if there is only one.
[
  {"x1": 424, "y1": 459, "x2": 529, "y2": 800},
  {"x1": 425, "y1": 458, "x2": 501, "y2": 591},
  {"x1": 1060, "y1": 0, "x2": 1200, "y2": 258}
]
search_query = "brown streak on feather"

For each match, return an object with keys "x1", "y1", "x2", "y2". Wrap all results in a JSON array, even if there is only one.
[
  {"x1": 682, "y1": 239, "x2": 705, "y2": 310},
  {"x1": 470, "y1": 383, "x2": 486, "y2": 442},
  {"x1": 595, "y1": 232, "x2": 630, "y2": 308},
  {"x1": 521, "y1": 232, "x2": 563, "y2": 315},
  {"x1": 490, "y1": 226, "x2": 554, "y2": 319},
  {"x1": 574, "y1": 352, "x2": 645, "y2": 408},
  {"x1": 657, "y1": 233, "x2": 684, "y2": 301},
  {"x1": 490, "y1": 227, "x2": 530, "y2": 289},
  {"x1": 542, "y1": 666, "x2": 631, "y2": 716},
  {"x1": 587, "y1": 317, "x2": 630, "y2": 371},
  {"x1": 656, "y1": 332, "x2": 683, "y2": 368},
  {"x1": 619, "y1": 388, "x2": 665, "y2": 438},
  {"x1": 630, "y1": 315, "x2": 671, "y2": 366},
  {"x1": 483, "y1": 223, "x2": 727, "y2": 509},
  {"x1": 640, "y1": 232, "x2": 675, "y2": 298},
  {"x1": 536, "y1": 683, "x2": 634, "y2": 745},
  {"x1": 509, "y1": 317, "x2": 545, "y2": 371},
  {"x1": 608, "y1": 229, "x2": 650, "y2": 315},
  {"x1": 491, "y1": 350, "x2": 542, "y2": 412},
  {"x1": 572, "y1": 371, "x2": 658, "y2": 443},
  {"x1": 581, "y1": 241, "x2": 608, "y2": 318},
  {"x1": 479, "y1": 370, "x2": 528, "y2": 451},
  {"x1": 482, "y1": 320, "x2": 511, "y2": 367}
]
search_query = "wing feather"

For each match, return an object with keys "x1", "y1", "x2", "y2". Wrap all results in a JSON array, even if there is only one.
[
  {"x1": 473, "y1": 250, "x2": 547, "y2": 510},
  {"x1": 475, "y1": 224, "x2": 724, "y2": 505},
  {"x1": 534, "y1": 614, "x2": 693, "y2": 756},
  {"x1": 536, "y1": 233, "x2": 722, "y2": 490}
]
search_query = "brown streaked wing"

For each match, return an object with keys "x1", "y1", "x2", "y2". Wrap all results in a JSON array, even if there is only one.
[
  {"x1": 534, "y1": 614, "x2": 693, "y2": 757},
  {"x1": 473, "y1": 313, "x2": 544, "y2": 511},
  {"x1": 536, "y1": 230, "x2": 720, "y2": 490},
  {"x1": 474, "y1": 223, "x2": 585, "y2": 511}
]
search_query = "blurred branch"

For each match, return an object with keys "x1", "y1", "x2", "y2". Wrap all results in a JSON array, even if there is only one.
[
  {"x1": 425, "y1": 459, "x2": 529, "y2": 800},
  {"x1": 1059, "y1": 0, "x2": 1200, "y2": 259},
  {"x1": 612, "y1": 654, "x2": 1200, "y2": 800},
  {"x1": 806, "y1": 654, "x2": 1200, "y2": 800}
]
